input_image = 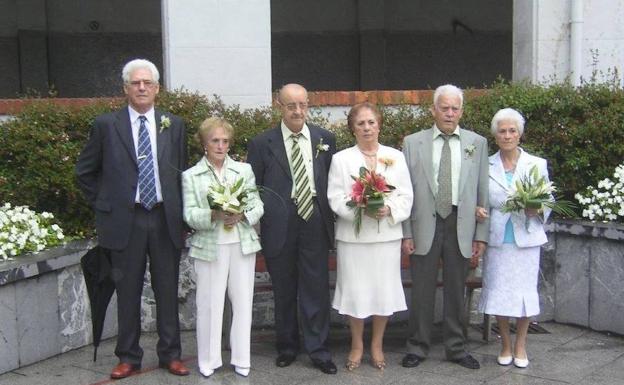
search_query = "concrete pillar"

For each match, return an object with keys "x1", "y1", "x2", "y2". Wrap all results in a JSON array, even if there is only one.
[
  {"x1": 357, "y1": 0, "x2": 386, "y2": 90},
  {"x1": 162, "y1": 0, "x2": 272, "y2": 108}
]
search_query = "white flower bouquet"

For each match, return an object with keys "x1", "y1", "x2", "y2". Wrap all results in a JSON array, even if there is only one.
[
  {"x1": 0, "y1": 203, "x2": 65, "y2": 261},
  {"x1": 206, "y1": 177, "x2": 255, "y2": 230},
  {"x1": 575, "y1": 163, "x2": 624, "y2": 222},
  {"x1": 501, "y1": 165, "x2": 576, "y2": 217}
]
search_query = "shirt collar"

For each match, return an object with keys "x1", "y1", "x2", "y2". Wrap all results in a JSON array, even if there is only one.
[
  {"x1": 281, "y1": 121, "x2": 310, "y2": 142},
  {"x1": 433, "y1": 124, "x2": 460, "y2": 139},
  {"x1": 128, "y1": 106, "x2": 155, "y2": 125}
]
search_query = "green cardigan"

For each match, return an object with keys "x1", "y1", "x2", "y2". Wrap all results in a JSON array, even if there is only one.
[{"x1": 182, "y1": 156, "x2": 263, "y2": 261}]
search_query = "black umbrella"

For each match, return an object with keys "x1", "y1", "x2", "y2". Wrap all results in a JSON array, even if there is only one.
[{"x1": 80, "y1": 246, "x2": 115, "y2": 362}]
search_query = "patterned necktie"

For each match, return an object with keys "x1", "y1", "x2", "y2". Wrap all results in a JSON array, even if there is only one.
[
  {"x1": 290, "y1": 133, "x2": 313, "y2": 221},
  {"x1": 436, "y1": 134, "x2": 453, "y2": 218},
  {"x1": 137, "y1": 116, "x2": 157, "y2": 210}
]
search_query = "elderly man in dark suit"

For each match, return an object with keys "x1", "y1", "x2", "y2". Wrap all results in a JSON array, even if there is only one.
[
  {"x1": 246, "y1": 84, "x2": 337, "y2": 374},
  {"x1": 401, "y1": 84, "x2": 489, "y2": 370},
  {"x1": 76, "y1": 59, "x2": 189, "y2": 379}
]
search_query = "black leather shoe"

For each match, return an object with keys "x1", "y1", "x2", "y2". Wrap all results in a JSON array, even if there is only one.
[
  {"x1": 451, "y1": 354, "x2": 480, "y2": 369},
  {"x1": 276, "y1": 353, "x2": 296, "y2": 367},
  {"x1": 402, "y1": 354, "x2": 424, "y2": 368},
  {"x1": 312, "y1": 359, "x2": 338, "y2": 374}
]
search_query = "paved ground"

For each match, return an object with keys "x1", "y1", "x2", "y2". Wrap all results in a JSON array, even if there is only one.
[{"x1": 0, "y1": 321, "x2": 623, "y2": 385}]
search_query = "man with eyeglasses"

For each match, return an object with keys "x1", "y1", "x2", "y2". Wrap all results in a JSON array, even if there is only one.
[
  {"x1": 247, "y1": 84, "x2": 338, "y2": 374},
  {"x1": 76, "y1": 58, "x2": 189, "y2": 379}
]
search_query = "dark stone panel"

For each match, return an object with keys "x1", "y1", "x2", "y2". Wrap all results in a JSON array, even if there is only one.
[
  {"x1": 18, "y1": 30, "x2": 49, "y2": 96},
  {"x1": 46, "y1": 32, "x2": 163, "y2": 97},
  {"x1": 271, "y1": 31, "x2": 359, "y2": 91},
  {"x1": 384, "y1": 31, "x2": 512, "y2": 89},
  {"x1": 0, "y1": 38, "x2": 19, "y2": 98}
]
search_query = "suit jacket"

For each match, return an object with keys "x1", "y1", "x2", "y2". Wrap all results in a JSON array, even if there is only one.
[
  {"x1": 328, "y1": 144, "x2": 413, "y2": 243},
  {"x1": 401, "y1": 126, "x2": 489, "y2": 258},
  {"x1": 182, "y1": 156, "x2": 263, "y2": 261},
  {"x1": 246, "y1": 124, "x2": 336, "y2": 257},
  {"x1": 488, "y1": 148, "x2": 551, "y2": 248},
  {"x1": 75, "y1": 107, "x2": 187, "y2": 250}
]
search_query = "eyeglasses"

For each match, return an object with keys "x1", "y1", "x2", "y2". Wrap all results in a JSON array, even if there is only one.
[
  {"x1": 281, "y1": 102, "x2": 309, "y2": 111},
  {"x1": 127, "y1": 80, "x2": 157, "y2": 88}
]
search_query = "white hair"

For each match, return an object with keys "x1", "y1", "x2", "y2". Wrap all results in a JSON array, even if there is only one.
[
  {"x1": 490, "y1": 108, "x2": 526, "y2": 136},
  {"x1": 122, "y1": 59, "x2": 160, "y2": 84},
  {"x1": 433, "y1": 84, "x2": 464, "y2": 108}
]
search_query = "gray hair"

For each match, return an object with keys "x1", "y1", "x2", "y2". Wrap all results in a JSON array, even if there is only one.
[
  {"x1": 490, "y1": 108, "x2": 526, "y2": 136},
  {"x1": 122, "y1": 59, "x2": 160, "y2": 84},
  {"x1": 433, "y1": 84, "x2": 464, "y2": 108}
]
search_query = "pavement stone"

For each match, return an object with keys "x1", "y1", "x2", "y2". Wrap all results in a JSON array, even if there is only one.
[{"x1": 0, "y1": 321, "x2": 622, "y2": 385}]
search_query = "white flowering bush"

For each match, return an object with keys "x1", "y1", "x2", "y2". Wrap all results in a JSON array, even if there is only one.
[
  {"x1": 0, "y1": 203, "x2": 65, "y2": 260},
  {"x1": 575, "y1": 163, "x2": 624, "y2": 222}
]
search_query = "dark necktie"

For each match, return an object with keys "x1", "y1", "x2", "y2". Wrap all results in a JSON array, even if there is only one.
[
  {"x1": 436, "y1": 134, "x2": 453, "y2": 218},
  {"x1": 137, "y1": 116, "x2": 157, "y2": 210}
]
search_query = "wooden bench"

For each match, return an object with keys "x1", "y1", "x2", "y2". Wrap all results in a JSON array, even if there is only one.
[{"x1": 222, "y1": 252, "x2": 491, "y2": 347}]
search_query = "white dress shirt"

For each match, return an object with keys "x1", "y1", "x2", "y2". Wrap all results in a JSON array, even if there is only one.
[
  {"x1": 128, "y1": 106, "x2": 163, "y2": 203},
  {"x1": 281, "y1": 121, "x2": 317, "y2": 197},
  {"x1": 431, "y1": 124, "x2": 462, "y2": 206}
]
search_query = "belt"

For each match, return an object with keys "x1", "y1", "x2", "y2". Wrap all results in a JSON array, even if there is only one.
[{"x1": 135, "y1": 202, "x2": 163, "y2": 209}]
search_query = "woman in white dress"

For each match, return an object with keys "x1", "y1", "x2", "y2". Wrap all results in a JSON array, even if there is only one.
[
  {"x1": 327, "y1": 103, "x2": 413, "y2": 371},
  {"x1": 477, "y1": 108, "x2": 551, "y2": 369},
  {"x1": 182, "y1": 117, "x2": 264, "y2": 377}
]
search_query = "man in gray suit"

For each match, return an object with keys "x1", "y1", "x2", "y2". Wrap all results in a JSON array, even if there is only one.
[
  {"x1": 247, "y1": 84, "x2": 338, "y2": 374},
  {"x1": 401, "y1": 84, "x2": 489, "y2": 369},
  {"x1": 76, "y1": 59, "x2": 189, "y2": 379}
]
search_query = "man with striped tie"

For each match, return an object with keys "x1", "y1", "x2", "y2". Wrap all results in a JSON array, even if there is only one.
[
  {"x1": 76, "y1": 59, "x2": 189, "y2": 379},
  {"x1": 247, "y1": 84, "x2": 338, "y2": 374}
]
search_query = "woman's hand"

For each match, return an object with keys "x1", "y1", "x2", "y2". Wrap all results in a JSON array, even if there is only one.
[
  {"x1": 524, "y1": 208, "x2": 541, "y2": 217},
  {"x1": 212, "y1": 210, "x2": 244, "y2": 226},
  {"x1": 366, "y1": 205, "x2": 391, "y2": 220},
  {"x1": 475, "y1": 206, "x2": 488, "y2": 223}
]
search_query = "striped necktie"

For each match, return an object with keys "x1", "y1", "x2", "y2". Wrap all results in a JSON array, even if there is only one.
[
  {"x1": 290, "y1": 133, "x2": 313, "y2": 221},
  {"x1": 436, "y1": 133, "x2": 453, "y2": 218},
  {"x1": 137, "y1": 116, "x2": 157, "y2": 210}
]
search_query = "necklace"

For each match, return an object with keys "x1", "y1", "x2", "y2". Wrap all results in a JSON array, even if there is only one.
[{"x1": 358, "y1": 146, "x2": 378, "y2": 158}]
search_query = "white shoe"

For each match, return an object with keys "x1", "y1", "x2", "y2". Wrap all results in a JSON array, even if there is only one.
[
  {"x1": 199, "y1": 368, "x2": 214, "y2": 377},
  {"x1": 235, "y1": 366, "x2": 250, "y2": 377},
  {"x1": 513, "y1": 357, "x2": 529, "y2": 368},
  {"x1": 497, "y1": 355, "x2": 513, "y2": 366}
]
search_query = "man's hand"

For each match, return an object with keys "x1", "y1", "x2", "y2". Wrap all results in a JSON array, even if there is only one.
[
  {"x1": 470, "y1": 241, "x2": 486, "y2": 268},
  {"x1": 402, "y1": 238, "x2": 415, "y2": 257},
  {"x1": 475, "y1": 206, "x2": 488, "y2": 223}
]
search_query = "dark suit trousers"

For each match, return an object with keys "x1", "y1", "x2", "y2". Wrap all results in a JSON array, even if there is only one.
[
  {"x1": 407, "y1": 210, "x2": 470, "y2": 360},
  {"x1": 264, "y1": 198, "x2": 331, "y2": 361},
  {"x1": 109, "y1": 205, "x2": 182, "y2": 365}
]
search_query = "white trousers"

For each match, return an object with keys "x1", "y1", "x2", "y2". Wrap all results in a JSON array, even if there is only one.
[{"x1": 194, "y1": 243, "x2": 256, "y2": 371}]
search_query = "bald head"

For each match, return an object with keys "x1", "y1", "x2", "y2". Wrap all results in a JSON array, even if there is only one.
[{"x1": 277, "y1": 83, "x2": 309, "y2": 132}]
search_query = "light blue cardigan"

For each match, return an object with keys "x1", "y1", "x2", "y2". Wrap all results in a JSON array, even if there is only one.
[{"x1": 182, "y1": 156, "x2": 263, "y2": 261}]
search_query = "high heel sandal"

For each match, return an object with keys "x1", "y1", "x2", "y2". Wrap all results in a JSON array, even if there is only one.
[{"x1": 345, "y1": 359, "x2": 361, "y2": 371}]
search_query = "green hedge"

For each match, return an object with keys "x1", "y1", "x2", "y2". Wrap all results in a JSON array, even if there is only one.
[{"x1": 1, "y1": 80, "x2": 623, "y2": 236}]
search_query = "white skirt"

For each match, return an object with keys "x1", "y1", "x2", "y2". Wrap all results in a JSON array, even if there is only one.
[
  {"x1": 478, "y1": 243, "x2": 541, "y2": 318},
  {"x1": 332, "y1": 240, "x2": 407, "y2": 318}
]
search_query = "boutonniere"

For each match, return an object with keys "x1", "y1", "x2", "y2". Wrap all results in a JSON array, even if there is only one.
[
  {"x1": 159, "y1": 115, "x2": 171, "y2": 133},
  {"x1": 464, "y1": 144, "x2": 476, "y2": 158},
  {"x1": 315, "y1": 138, "x2": 329, "y2": 158},
  {"x1": 378, "y1": 157, "x2": 395, "y2": 171}
]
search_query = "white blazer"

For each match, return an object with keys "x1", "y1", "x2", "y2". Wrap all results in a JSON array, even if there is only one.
[
  {"x1": 328, "y1": 144, "x2": 413, "y2": 243},
  {"x1": 488, "y1": 148, "x2": 551, "y2": 248}
]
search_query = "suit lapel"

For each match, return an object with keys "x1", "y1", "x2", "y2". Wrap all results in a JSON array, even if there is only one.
[
  {"x1": 419, "y1": 129, "x2": 436, "y2": 196},
  {"x1": 267, "y1": 128, "x2": 292, "y2": 180},
  {"x1": 310, "y1": 127, "x2": 322, "y2": 186},
  {"x1": 155, "y1": 110, "x2": 167, "y2": 162},
  {"x1": 512, "y1": 148, "x2": 531, "y2": 185},
  {"x1": 114, "y1": 108, "x2": 137, "y2": 165},
  {"x1": 458, "y1": 128, "x2": 472, "y2": 195},
  {"x1": 489, "y1": 151, "x2": 509, "y2": 191}
]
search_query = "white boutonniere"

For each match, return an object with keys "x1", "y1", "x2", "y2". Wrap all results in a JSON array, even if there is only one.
[
  {"x1": 315, "y1": 138, "x2": 329, "y2": 158},
  {"x1": 159, "y1": 115, "x2": 171, "y2": 133},
  {"x1": 464, "y1": 144, "x2": 476, "y2": 158},
  {"x1": 378, "y1": 157, "x2": 395, "y2": 171}
]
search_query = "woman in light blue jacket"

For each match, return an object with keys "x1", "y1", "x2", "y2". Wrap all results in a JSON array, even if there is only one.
[
  {"x1": 182, "y1": 117, "x2": 263, "y2": 378},
  {"x1": 477, "y1": 108, "x2": 551, "y2": 369}
]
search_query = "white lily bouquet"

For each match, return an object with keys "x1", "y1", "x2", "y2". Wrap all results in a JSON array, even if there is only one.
[
  {"x1": 206, "y1": 177, "x2": 256, "y2": 231},
  {"x1": 501, "y1": 165, "x2": 576, "y2": 218}
]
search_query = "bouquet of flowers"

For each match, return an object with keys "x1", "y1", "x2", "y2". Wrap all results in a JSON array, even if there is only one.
[
  {"x1": 207, "y1": 177, "x2": 256, "y2": 231},
  {"x1": 0, "y1": 203, "x2": 65, "y2": 260},
  {"x1": 501, "y1": 165, "x2": 576, "y2": 218},
  {"x1": 346, "y1": 167, "x2": 395, "y2": 236}
]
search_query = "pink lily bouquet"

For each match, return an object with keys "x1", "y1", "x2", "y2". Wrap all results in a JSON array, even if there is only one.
[{"x1": 346, "y1": 167, "x2": 395, "y2": 236}]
